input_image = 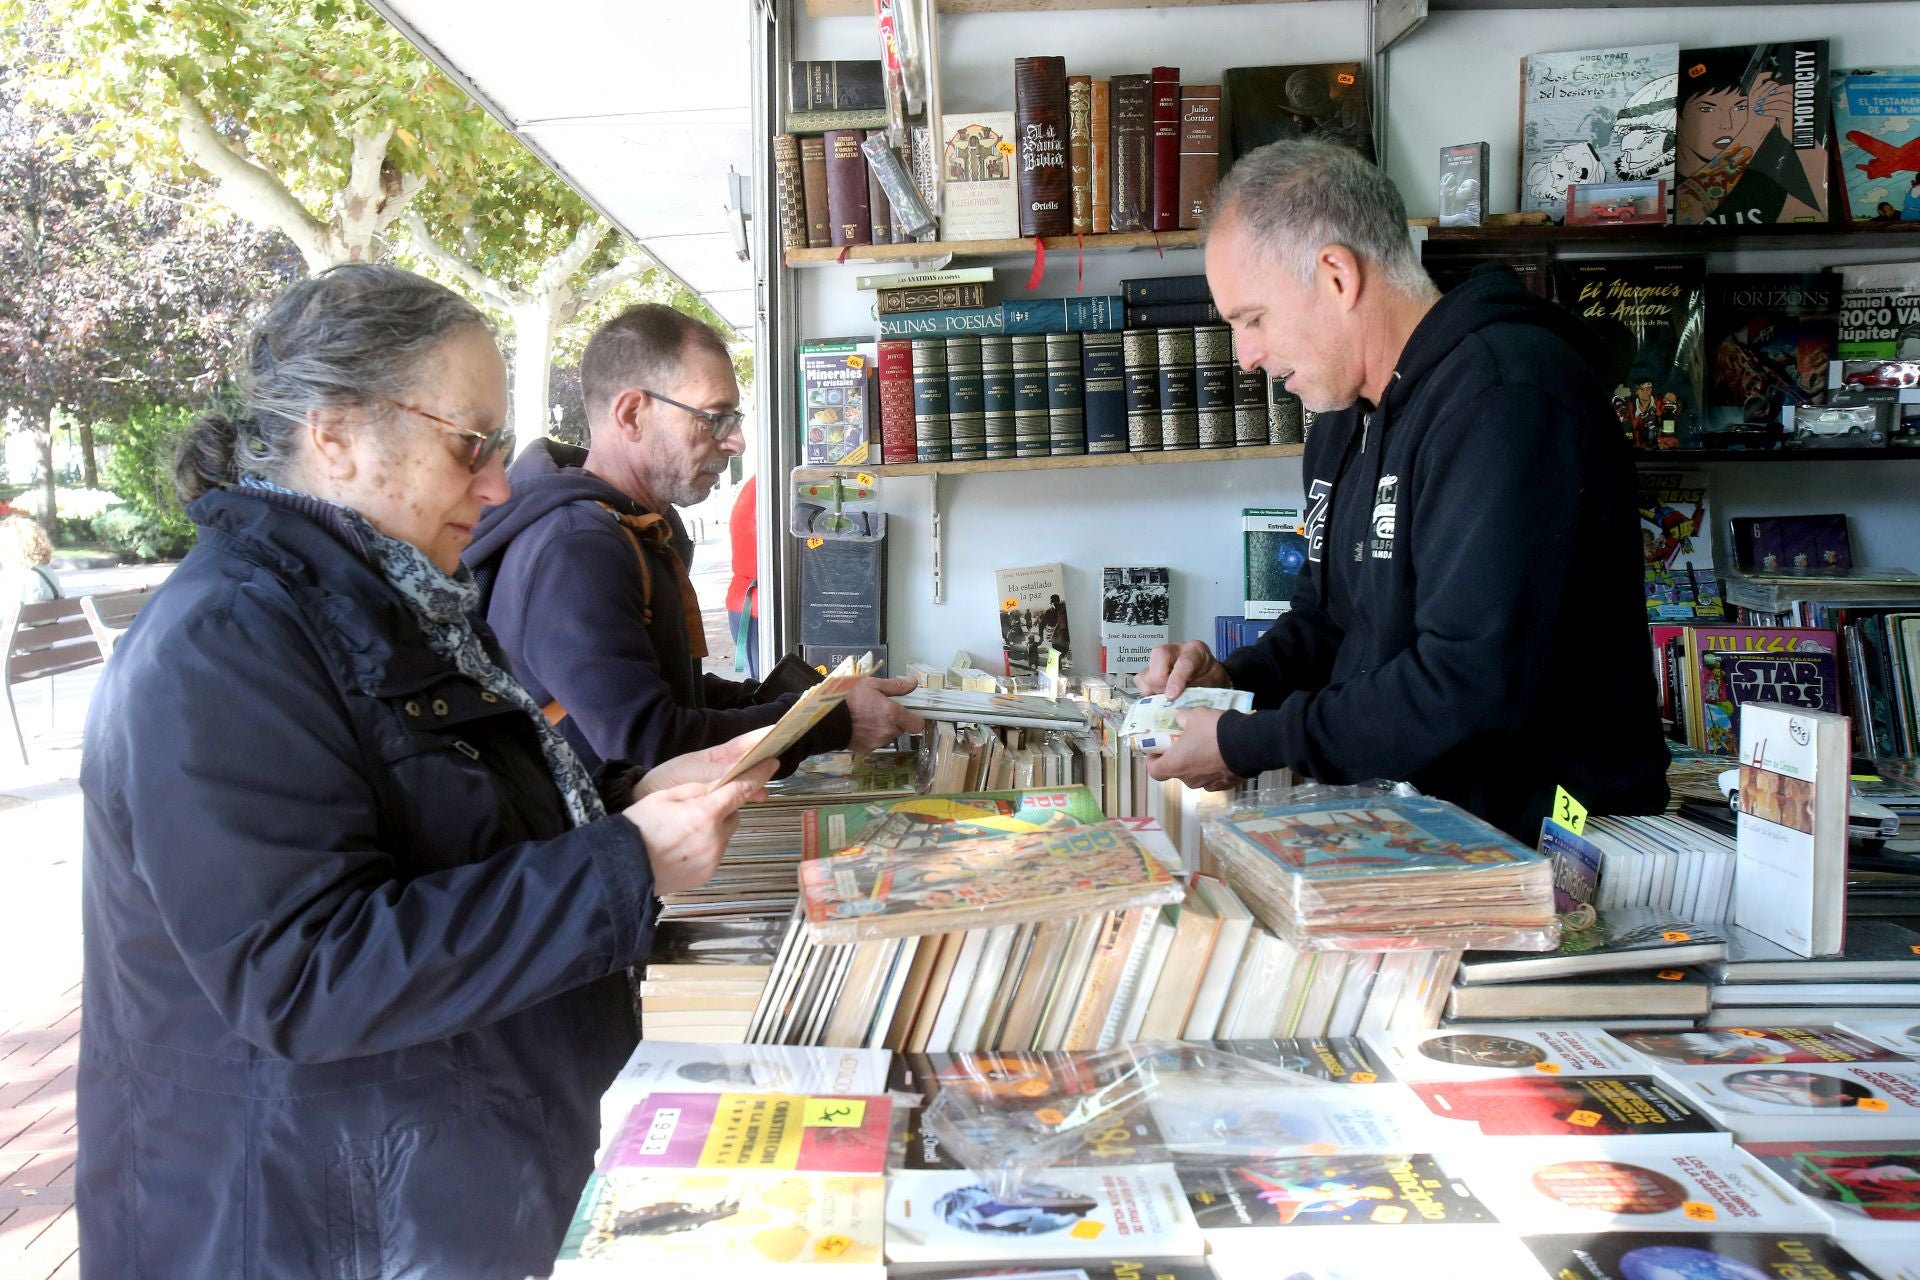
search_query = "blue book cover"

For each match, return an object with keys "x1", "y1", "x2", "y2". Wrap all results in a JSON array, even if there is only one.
[
  {"x1": 1538, "y1": 817, "x2": 1603, "y2": 912},
  {"x1": 1212, "y1": 795, "x2": 1544, "y2": 881},
  {"x1": 1121, "y1": 274, "x2": 1211, "y2": 305},
  {"x1": 879, "y1": 306, "x2": 1005, "y2": 338},
  {"x1": 1830, "y1": 66, "x2": 1920, "y2": 222},
  {"x1": 1082, "y1": 330, "x2": 1126, "y2": 453},
  {"x1": 1000, "y1": 295, "x2": 1124, "y2": 334}
]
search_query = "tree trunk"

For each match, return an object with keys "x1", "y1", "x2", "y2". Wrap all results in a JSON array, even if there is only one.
[
  {"x1": 33, "y1": 411, "x2": 56, "y2": 541},
  {"x1": 78, "y1": 420, "x2": 98, "y2": 490},
  {"x1": 508, "y1": 299, "x2": 557, "y2": 454}
]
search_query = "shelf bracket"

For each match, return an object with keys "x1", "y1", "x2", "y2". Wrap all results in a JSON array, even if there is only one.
[{"x1": 928, "y1": 472, "x2": 945, "y2": 605}]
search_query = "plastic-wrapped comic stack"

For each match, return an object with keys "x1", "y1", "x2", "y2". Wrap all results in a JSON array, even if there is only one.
[{"x1": 1202, "y1": 791, "x2": 1560, "y2": 952}]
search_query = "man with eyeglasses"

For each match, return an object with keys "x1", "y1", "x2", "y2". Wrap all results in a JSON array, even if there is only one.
[{"x1": 468, "y1": 303, "x2": 923, "y2": 774}]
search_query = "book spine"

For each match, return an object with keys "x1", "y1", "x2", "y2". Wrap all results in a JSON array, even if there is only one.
[
  {"x1": 876, "y1": 283, "x2": 988, "y2": 314},
  {"x1": 1045, "y1": 331, "x2": 1086, "y2": 456},
  {"x1": 1082, "y1": 330, "x2": 1127, "y2": 454},
  {"x1": 855, "y1": 267, "x2": 994, "y2": 291},
  {"x1": 784, "y1": 107, "x2": 890, "y2": 134},
  {"x1": 980, "y1": 334, "x2": 1017, "y2": 460},
  {"x1": 790, "y1": 60, "x2": 886, "y2": 112},
  {"x1": 1122, "y1": 328, "x2": 1163, "y2": 451},
  {"x1": 1149, "y1": 66, "x2": 1181, "y2": 232},
  {"x1": 773, "y1": 133, "x2": 809, "y2": 257},
  {"x1": 908, "y1": 122, "x2": 937, "y2": 237},
  {"x1": 1000, "y1": 295, "x2": 1124, "y2": 334},
  {"x1": 825, "y1": 130, "x2": 873, "y2": 248},
  {"x1": 1015, "y1": 56, "x2": 1072, "y2": 238},
  {"x1": 799, "y1": 134, "x2": 831, "y2": 248},
  {"x1": 1090, "y1": 79, "x2": 1112, "y2": 237},
  {"x1": 911, "y1": 337, "x2": 952, "y2": 463},
  {"x1": 1011, "y1": 333, "x2": 1051, "y2": 458},
  {"x1": 1267, "y1": 377, "x2": 1305, "y2": 446},
  {"x1": 1122, "y1": 274, "x2": 1211, "y2": 305},
  {"x1": 1177, "y1": 84, "x2": 1221, "y2": 230},
  {"x1": 1156, "y1": 326, "x2": 1198, "y2": 449},
  {"x1": 1127, "y1": 300, "x2": 1221, "y2": 327},
  {"x1": 878, "y1": 339, "x2": 918, "y2": 465},
  {"x1": 864, "y1": 129, "x2": 893, "y2": 244},
  {"x1": 945, "y1": 335, "x2": 987, "y2": 462},
  {"x1": 877, "y1": 307, "x2": 1005, "y2": 339},
  {"x1": 1193, "y1": 323, "x2": 1235, "y2": 448},
  {"x1": 1067, "y1": 75, "x2": 1093, "y2": 235},
  {"x1": 1111, "y1": 74, "x2": 1150, "y2": 232},
  {"x1": 1232, "y1": 366, "x2": 1268, "y2": 448}
]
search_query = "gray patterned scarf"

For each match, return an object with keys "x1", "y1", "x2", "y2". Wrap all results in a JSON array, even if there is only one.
[{"x1": 241, "y1": 477, "x2": 606, "y2": 829}]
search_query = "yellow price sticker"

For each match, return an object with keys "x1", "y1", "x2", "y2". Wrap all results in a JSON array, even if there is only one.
[
  {"x1": 802, "y1": 1099, "x2": 867, "y2": 1128},
  {"x1": 1657, "y1": 969, "x2": 1686, "y2": 981},
  {"x1": 1565, "y1": 1109, "x2": 1603, "y2": 1128},
  {"x1": 1069, "y1": 1220, "x2": 1106, "y2": 1240},
  {"x1": 1001, "y1": 595, "x2": 1020, "y2": 612},
  {"x1": 846, "y1": 355, "x2": 866, "y2": 370},
  {"x1": 1682, "y1": 1201, "x2": 1717, "y2": 1222},
  {"x1": 854, "y1": 471, "x2": 877, "y2": 488},
  {"x1": 1731, "y1": 1028, "x2": 1769, "y2": 1038},
  {"x1": 806, "y1": 537, "x2": 824, "y2": 549},
  {"x1": 1552, "y1": 785, "x2": 1588, "y2": 836},
  {"x1": 1368, "y1": 1205, "x2": 1409, "y2": 1224},
  {"x1": 1858, "y1": 1097, "x2": 1891, "y2": 1112},
  {"x1": 1662, "y1": 931, "x2": 1691, "y2": 943},
  {"x1": 997, "y1": 139, "x2": 1016, "y2": 156},
  {"x1": 1348, "y1": 1072, "x2": 1377, "y2": 1084},
  {"x1": 1035, "y1": 1108, "x2": 1066, "y2": 1126},
  {"x1": 1015, "y1": 1079, "x2": 1050, "y2": 1097},
  {"x1": 1534, "y1": 1062, "x2": 1563, "y2": 1074},
  {"x1": 816, "y1": 1235, "x2": 852, "y2": 1258},
  {"x1": 1911, "y1": 945, "x2": 1920, "y2": 956}
]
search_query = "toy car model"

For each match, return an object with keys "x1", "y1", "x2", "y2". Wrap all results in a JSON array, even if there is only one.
[{"x1": 1589, "y1": 198, "x2": 1637, "y2": 221}]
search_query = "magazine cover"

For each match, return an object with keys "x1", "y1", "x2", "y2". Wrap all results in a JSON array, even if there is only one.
[
  {"x1": 1611, "y1": 1026, "x2": 1905, "y2": 1068},
  {"x1": 802, "y1": 787, "x2": 1108, "y2": 858},
  {"x1": 1519, "y1": 43, "x2": 1679, "y2": 221},
  {"x1": 1558, "y1": 260, "x2": 1707, "y2": 448},
  {"x1": 1704, "y1": 272, "x2": 1841, "y2": 431},
  {"x1": 1685, "y1": 625, "x2": 1840, "y2": 755},
  {"x1": 1676, "y1": 42, "x2": 1831, "y2": 225},
  {"x1": 1208, "y1": 796, "x2": 1543, "y2": 882},
  {"x1": 1410, "y1": 1075, "x2": 1727, "y2": 1148},
  {"x1": 1453, "y1": 1146, "x2": 1824, "y2": 1233},
  {"x1": 1523, "y1": 1231, "x2": 1881, "y2": 1280},
  {"x1": 799, "y1": 338, "x2": 875, "y2": 467},
  {"x1": 997, "y1": 562, "x2": 1072, "y2": 679},
  {"x1": 1830, "y1": 67, "x2": 1920, "y2": 221},
  {"x1": 1745, "y1": 1139, "x2": 1920, "y2": 1234},
  {"x1": 1360, "y1": 1027, "x2": 1640, "y2": 1081},
  {"x1": 1177, "y1": 1153, "x2": 1494, "y2": 1229},
  {"x1": 1636, "y1": 470, "x2": 1722, "y2": 621},
  {"x1": 600, "y1": 1093, "x2": 891, "y2": 1175},
  {"x1": 798, "y1": 821, "x2": 1182, "y2": 942},
  {"x1": 884, "y1": 1164, "x2": 1203, "y2": 1264}
]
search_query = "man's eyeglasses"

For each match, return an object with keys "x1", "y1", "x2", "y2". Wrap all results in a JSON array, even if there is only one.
[
  {"x1": 641, "y1": 388, "x2": 746, "y2": 441},
  {"x1": 370, "y1": 394, "x2": 514, "y2": 473}
]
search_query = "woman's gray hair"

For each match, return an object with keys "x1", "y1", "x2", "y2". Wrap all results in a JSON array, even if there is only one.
[
  {"x1": 175, "y1": 264, "x2": 490, "y2": 502},
  {"x1": 1210, "y1": 138, "x2": 1437, "y2": 299}
]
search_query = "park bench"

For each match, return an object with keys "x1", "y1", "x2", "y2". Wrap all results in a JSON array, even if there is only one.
[{"x1": 3, "y1": 588, "x2": 151, "y2": 766}]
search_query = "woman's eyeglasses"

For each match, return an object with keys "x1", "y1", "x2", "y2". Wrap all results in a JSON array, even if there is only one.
[
  {"x1": 370, "y1": 394, "x2": 514, "y2": 473},
  {"x1": 641, "y1": 389, "x2": 746, "y2": 441}
]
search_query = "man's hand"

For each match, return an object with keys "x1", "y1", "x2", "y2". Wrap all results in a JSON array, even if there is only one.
[
  {"x1": 1135, "y1": 641, "x2": 1232, "y2": 698},
  {"x1": 844, "y1": 675, "x2": 927, "y2": 753},
  {"x1": 1145, "y1": 708, "x2": 1243, "y2": 792},
  {"x1": 624, "y1": 767, "x2": 776, "y2": 896},
  {"x1": 632, "y1": 727, "x2": 775, "y2": 798}
]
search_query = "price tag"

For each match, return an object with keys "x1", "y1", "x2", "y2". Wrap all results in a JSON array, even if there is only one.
[
  {"x1": 806, "y1": 537, "x2": 824, "y2": 549},
  {"x1": 1001, "y1": 595, "x2": 1020, "y2": 612},
  {"x1": 1657, "y1": 969, "x2": 1686, "y2": 981},
  {"x1": 1682, "y1": 1201, "x2": 1718, "y2": 1222},
  {"x1": 1566, "y1": 1109, "x2": 1603, "y2": 1127},
  {"x1": 1552, "y1": 786, "x2": 1588, "y2": 836},
  {"x1": 1348, "y1": 1072, "x2": 1377, "y2": 1084},
  {"x1": 1305, "y1": 1143, "x2": 1337, "y2": 1156},
  {"x1": 846, "y1": 354, "x2": 866, "y2": 370},
  {"x1": 1368, "y1": 1205, "x2": 1409, "y2": 1225},
  {"x1": 1911, "y1": 945, "x2": 1920, "y2": 956},
  {"x1": 1016, "y1": 1079, "x2": 1050, "y2": 1097},
  {"x1": 816, "y1": 1235, "x2": 852, "y2": 1258},
  {"x1": 1662, "y1": 931, "x2": 1691, "y2": 943},
  {"x1": 1534, "y1": 1062, "x2": 1563, "y2": 1074},
  {"x1": 1858, "y1": 1097, "x2": 1890, "y2": 1112},
  {"x1": 1731, "y1": 1028, "x2": 1769, "y2": 1038},
  {"x1": 1069, "y1": 1220, "x2": 1106, "y2": 1240},
  {"x1": 1035, "y1": 1108, "x2": 1066, "y2": 1126},
  {"x1": 802, "y1": 1099, "x2": 867, "y2": 1128},
  {"x1": 855, "y1": 472, "x2": 877, "y2": 488}
]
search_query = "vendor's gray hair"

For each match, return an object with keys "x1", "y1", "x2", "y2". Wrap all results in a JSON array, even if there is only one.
[
  {"x1": 175, "y1": 264, "x2": 489, "y2": 501},
  {"x1": 1210, "y1": 139, "x2": 1436, "y2": 299}
]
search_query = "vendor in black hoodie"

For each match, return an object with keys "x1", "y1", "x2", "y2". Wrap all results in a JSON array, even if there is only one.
[
  {"x1": 1139, "y1": 140, "x2": 1668, "y2": 839},
  {"x1": 465, "y1": 305, "x2": 922, "y2": 774}
]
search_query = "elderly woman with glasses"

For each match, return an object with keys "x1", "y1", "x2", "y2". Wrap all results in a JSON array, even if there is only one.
[{"x1": 76, "y1": 265, "x2": 778, "y2": 1279}]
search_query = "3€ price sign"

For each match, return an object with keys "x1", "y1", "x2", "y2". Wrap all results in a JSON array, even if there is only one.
[{"x1": 1552, "y1": 785, "x2": 1588, "y2": 836}]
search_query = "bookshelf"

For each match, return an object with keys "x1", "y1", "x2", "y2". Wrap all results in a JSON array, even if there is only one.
[
  {"x1": 869, "y1": 442, "x2": 1303, "y2": 476},
  {"x1": 786, "y1": 229, "x2": 1205, "y2": 265}
]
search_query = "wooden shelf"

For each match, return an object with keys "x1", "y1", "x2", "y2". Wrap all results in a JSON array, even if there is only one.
[
  {"x1": 1633, "y1": 449, "x2": 1920, "y2": 464},
  {"x1": 870, "y1": 443, "x2": 1303, "y2": 475},
  {"x1": 1426, "y1": 221, "x2": 1920, "y2": 255},
  {"x1": 786, "y1": 230, "x2": 1204, "y2": 266}
]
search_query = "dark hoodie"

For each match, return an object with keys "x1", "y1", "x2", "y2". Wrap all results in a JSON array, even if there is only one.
[
  {"x1": 1216, "y1": 266, "x2": 1669, "y2": 839},
  {"x1": 465, "y1": 439, "x2": 848, "y2": 774}
]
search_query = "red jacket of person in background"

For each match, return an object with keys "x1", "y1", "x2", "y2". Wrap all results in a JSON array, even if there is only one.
[{"x1": 726, "y1": 474, "x2": 756, "y2": 619}]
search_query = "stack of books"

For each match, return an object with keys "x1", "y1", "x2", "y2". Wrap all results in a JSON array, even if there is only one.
[{"x1": 1702, "y1": 920, "x2": 1920, "y2": 1027}]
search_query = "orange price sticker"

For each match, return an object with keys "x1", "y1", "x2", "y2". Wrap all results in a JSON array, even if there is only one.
[
  {"x1": 1035, "y1": 1108, "x2": 1066, "y2": 1126},
  {"x1": 1662, "y1": 931, "x2": 1691, "y2": 943},
  {"x1": 1016, "y1": 1079, "x2": 1050, "y2": 1097},
  {"x1": 1001, "y1": 595, "x2": 1020, "y2": 612},
  {"x1": 1681, "y1": 1202, "x2": 1717, "y2": 1222},
  {"x1": 846, "y1": 355, "x2": 866, "y2": 370},
  {"x1": 1657, "y1": 969, "x2": 1685, "y2": 981},
  {"x1": 1858, "y1": 1098, "x2": 1891, "y2": 1112},
  {"x1": 997, "y1": 139, "x2": 1016, "y2": 156},
  {"x1": 1368, "y1": 1205, "x2": 1409, "y2": 1225},
  {"x1": 816, "y1": 1235, "x2": 852, "y2": 1258},
  {"x1": 1731, "y1": 1028, "x2": 1769, "y2": 1038},
  {"x1": 1911, "y1": 945, "x2": 1920, "y2": 956},
  {"x1": 1534, "y1": 1062, "x2": 1563, "y2": 1074},
  {"x1": 1069, "y1": 1221, "x2": 1106, "y2": 1240},
  {"x1": 1566, "y1": 1109, "x2": 1603, "y2": 1128},
  {"x1": 1349, "y1": 1072, "x2": 1378, "y2": 1084}
]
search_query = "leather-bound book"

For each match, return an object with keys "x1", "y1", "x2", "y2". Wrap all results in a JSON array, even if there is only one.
[
  {"x1": 1122, "y1": 328, "x2": 1162, "y2": 451},
  {"x1": 945, "y1": 335, "x2": 987, "y2": 462},
  {"x1": 877, "y1": 339, "x2": 917, "y2": 465},
  {"x1": 1067, "y1": 74, "x2": 1093, "y2": 235},
  {"x1": 1014, "y1": 56, "x2": 1071, "y2": 238},
  {"x1": 1045, "y1": 332, "x2": 1086, "y2": 456},
  {"x1": 788, "y1": 60, "x2": 886, "y2": 113},
  {"x1": 1148, "y1": 66, "x2": 1181, "y2": 232},
  {"x1": 1232, "y1": 366, "x2": 1268, "y2": 448},
  {"x1": 825, "y1": 129, "x2": 873, "y2": 248},
  {"x1": 772, "y1": 133, "x2": 808, "y2": 256},
  {"x1": 1082, "y1": 330, "x2": 1126, "y2": 454},
  {"x1": 1011, "y1": 333, "x2": 1051, "y2": 457},
  {"x1": 980, "y1": 335, "x2": 1017, "y2": 459},
  {"x1": 911, "y1": 338, "x2": 951, "y2": 463},
  {"x1": 799, "y1": 134, "x2": 831, "y2": 248},
  {"x1": 1156, "y1": 326, "x2": 1198, "y2": 448},
  {"x1": 1177, "y1": 84, "x2": 1221, "y2": 230},
  {"x1": 1193, "y1": 323, "x2": 1234, "y2": 448},
  {"x1": 1089, "y1": 80, "x2": 1112, "y2": 236},
  {"x1": 864, "y1": 129, "x2": 893, "y2": 244},
  {"x1": 1110, "y1": 74, "x2": 1150, "y2": 232}
]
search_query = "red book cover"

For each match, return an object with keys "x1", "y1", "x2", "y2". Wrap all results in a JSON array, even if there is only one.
[
  {"x1": 1149, "y1": 66, "x2": 1181, "y2": 231},
  {"x1": 877, "y1": 339, "x2": 917, "y2": 465},
  {"x1": 1413, "y1": 1076, "x2": 1724, "y2": 1142}
]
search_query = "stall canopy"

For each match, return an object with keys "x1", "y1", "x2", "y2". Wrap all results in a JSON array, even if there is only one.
[{"x1": 367, "y1": 1, "x2": 757, "y2": 333}]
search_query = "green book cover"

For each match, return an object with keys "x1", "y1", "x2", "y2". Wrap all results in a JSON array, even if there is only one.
[{"x1": 800, "y1": 786, "x2": 1108, "y2": 859}]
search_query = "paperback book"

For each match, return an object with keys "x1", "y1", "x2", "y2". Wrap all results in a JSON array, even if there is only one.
[
  {"x1": 1100, "y1": 565, "x2": 1170, "y2": 677},
  {"x1": 997, "y1": 562, "x2": 1072, "y2": 680},
  {"x1": 1453, "y1": 1145, "x2": 1825, "y2": 1233},
  {"x1": 1520, "y1": 43, "x2": 1679, "y2": 221},
  {"x1": 1178, "y1": 1153, "x2": 1494, "y2": 1232},
  {"x1": 1243, "y1": 506, "x2": 1310, "y2": 619},
  {"x1": 1746, "y1": 1138, "x2": 1920, "y2": 1235},
  {"x1": 1359, "y1": 1026, "x2": 1640, "y2": 1081},
  {"x1": 801, "y1": 787, "x2": 1109, "y2": 859},
  {"x1": 598, "y1": 1044, "x2": 892, "y2": 1149},
  {"x1": 1655, "y1": 1061, "x2": 1920, "y2": 1140},
  {"x1": 1732, "y1": 703, "x2": 1850, "y2": 958},
  {"x1": 1676, "y1": 42, "x2": 1832, "y2": 225},
  {"x1": 940, "y1": 112, "x2": 1019, "y2": 241},
  {"x1": 1831, "y1": 67, "x2": 1920, "y2": 222},
  {"x1": 799, "y1": 338, "x2": 876, "y2": 467},
  {"x1": 883, "y1": 1164, "x2": 1202, "y2": 1265},
  {"x1": 1610, "y1": 1025, "x2": 1906, "y2": 1068},
  {"x1": 1409, "y1": 1075, "x2": 1729, "y2": 1152},
  {"x1": 1522, "y1": 1231, "x2": 1882, "y2": 1280},
  {"x1": 1457, "y1": 910, "x2": 1727, "y2": 986},
  {"x1": 600, "y1": 1093, "x2": 892, "y2": 1175}
]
